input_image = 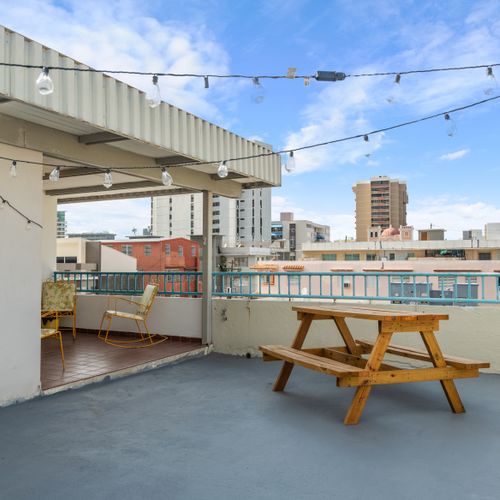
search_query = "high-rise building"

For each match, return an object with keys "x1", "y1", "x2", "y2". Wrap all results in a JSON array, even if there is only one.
[
  {"x1": 56, "y1": 210, "x2": 67, "y2": 238},
  {"x1": 352, "y1": 176, "x2": 408, "y2": 241},
  {"x1": 152, "y1": 188, "x2": 272, "y2": 246}
]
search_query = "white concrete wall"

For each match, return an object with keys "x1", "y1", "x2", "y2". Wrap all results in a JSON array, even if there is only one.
[
  {"x1": 57, "y1": 237, "x2": 86, "y2": 263},
  {"x1": 212, "y1": 299, "x2": 500, "y2": 373},
  {"x1": 67, "y1": 295, "x2": 202, "y2": 338},
  {"x1": 0, "y1": 145, "x2": 43, "y2": 405},
  {"x1": 41, "y1": 196, "x2": 57, "y2": 279},
  {"x1": 100, "y1": 245, "x2": 137, "y2": 272}
]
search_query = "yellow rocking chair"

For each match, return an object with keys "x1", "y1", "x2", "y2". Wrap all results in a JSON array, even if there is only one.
[{"x1": 97, "y1": 284, "x2": 167, "y2": 348}]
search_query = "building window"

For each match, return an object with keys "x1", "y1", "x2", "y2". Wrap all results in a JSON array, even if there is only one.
[
  {"x1": 366, "y1": 254, "x2": 377, "y2": 261},
  {"x1": 178, "y1": 246, "x2": 184, "y2": 257},
  {"x1": 191, "y1": 245, "x2": 196, "y2": 257},
  {"x1": 321, "y1": 254, "x2": 337, "y2": 261},
  {"x1": 165, "y1": 244, "x2": 171, "y2": 256},
  {"x1": 345, "y1": 254, "x2": 360, "y2": 261},
  {"x1": 213, "y1": 219, "x2": 220, "y2": 225},
  {"x1": 479, "y1": 252, "x2": 491, "y2": 260},
  {"x1": 121, "y1": 245, "x2": 132, "y2": 256},
  {"x1": 144, "y1": 245, "x2": 152, "y2": 256}
]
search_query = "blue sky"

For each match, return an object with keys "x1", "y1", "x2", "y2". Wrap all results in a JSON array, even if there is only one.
[{"x1": 2, "y1": 0, "x2": 500, "y2": 239}]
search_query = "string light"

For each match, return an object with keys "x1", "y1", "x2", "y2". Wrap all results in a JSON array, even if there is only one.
[
  {"x1": 285, "y1": 151, "x2": 295, "y2": 173},
  {"x1": 2, "y1": 94, "x2": 499, "y2": 175},
  {"x1": 161, "y1": 167, "x2": 173, "y2": 186},
  {"x1": 204, "y1": 76, "x2": 210, "y2": 89},
  {"x1": 0, "y1": 195, "x2": 43, "y2": 229},
  {"x1": 103, "y1": 170, "x2": 113, "y2": 188},
  {"x1": 484, "y1": 67, "x2": 498, "y2": 95},
  {"x1": 10, "y1": 160, "x2": 17, "y2": 177},
  {"x1": 386, "y1": 73, "x2": 402, "y2": 104},
  {"x1": 363, "y1": 135, "x2": 369, "y2": 142},
  {"x1": 145, "y1": 74, "x2": 161, "y2": 108},
  {"x1": 2, "y1": 61, "x2": 500, "y2": 86},
  {"x1": 444, "y1": 113, "x2": 457, "y2": 137},
  {"x1": 35, "y1": 67, "x2": 54, "y2": 96},
  {"x1": 251, "y1": 77, "x2": 265, "y2": 104},
  {"x1": 49, "y1": 166, "x2": 60, "y2": 182},
  {"x1": 217, "y1": 161, "x2": 228, "y2": 178}
]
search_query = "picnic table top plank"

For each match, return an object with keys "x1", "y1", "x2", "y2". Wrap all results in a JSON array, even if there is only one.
[{"x1": 293, "y1": 305, "x2": 449, "y2": 322}]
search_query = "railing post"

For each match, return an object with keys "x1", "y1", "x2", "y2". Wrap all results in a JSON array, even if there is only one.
[{"x1": 202, "y1": 190, "x2": 213, "y2": 345}]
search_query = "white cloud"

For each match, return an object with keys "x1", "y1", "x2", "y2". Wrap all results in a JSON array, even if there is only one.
[
  {"x1": 62, "y1": 198, "x2": 150, "y2": 238},
  {"x1": 409, "y1": 197, "x2": 500, "y2": 238},
  {"x1": 283, "y1": 2, "x2": 500, "y2": 175},
  {"x1": 439, "y1": 148, "x2": 470, "y2": 161},
  {"x1": 1, "y1": 0, "x2": 233, "y2": 119}
]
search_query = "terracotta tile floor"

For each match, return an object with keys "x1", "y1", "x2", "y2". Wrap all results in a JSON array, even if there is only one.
[{"x1": 41, "y1": 330, "x2": 202, "y2": 390}]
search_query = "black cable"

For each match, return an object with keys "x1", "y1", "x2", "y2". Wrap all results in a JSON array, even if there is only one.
[
  {"x1": 0, "y1": 61, "x2": 499, "y2": 80},
  {"x1": 0, "y1": 195, "x2": 43, "y2": 229}
]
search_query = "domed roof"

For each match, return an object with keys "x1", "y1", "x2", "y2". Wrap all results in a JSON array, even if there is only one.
[{"x1": 381, "y1": 226, "x2": 400, "y2": 237}]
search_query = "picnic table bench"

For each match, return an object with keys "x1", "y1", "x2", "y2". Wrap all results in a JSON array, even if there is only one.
[{"x1": 260, "y1": 305, "x2": 489, "y2": 425}]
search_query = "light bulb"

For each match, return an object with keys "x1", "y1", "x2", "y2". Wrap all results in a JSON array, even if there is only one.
[
  {"x1": 484, "y1": 67, "x2": 498, "y2": 95},
  {"x1": 146, "y1": 74, "x2": 161, "y2": 108},
  {"x1": 10, "y1": 160, "x2": 17, "y2": 177},
  {"x1": 161, "y1": 168, "x2": 173, "y2": 186},
  {"x1": 103, "y1": 170, "x2": 113, "y2": 189},
  {"x1": 217, "y1": 161, "x2": 228, "y2": 178},
  {"x1": 49, "y1": 167, "x2": 60, "y2": 182},
  {"x1": 444, "y1": 113, "x2": 457, "y2": 137},
  {"x1": 285, "y1": 151, "x2": 296, "y2": 173},
  {"x1": 251, "y1": 77, "x2": 265, "y2": 104},
  {"x1": 36, "y1": 67, "x2": 54, "y2": 96},
  {"x1": 0, "y1": 199, "x2": 6, "y2": 209},
  {"x1": 386, "y1": 74, "x2": 401, "y2": 104},
  {"x1": 26, "y1": 220, "x2": 32, "y2": 230},
  {"x1": 204, "y1": 76, "x2": 210, "y2": 89}
]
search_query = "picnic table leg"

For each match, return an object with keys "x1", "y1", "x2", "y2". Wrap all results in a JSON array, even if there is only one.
[
  {"x1": 273, "y1": 314, "x2": 314, "y2": 391},
  {"x1": 344, "y1": 325, "x2": 393, "y2": 425},
  {"x1": 420, "y1": 330, "x2": 465, "y2": 414},
  {"x1": 333, "y1": 317, "x2": 361, "y2": 356}
]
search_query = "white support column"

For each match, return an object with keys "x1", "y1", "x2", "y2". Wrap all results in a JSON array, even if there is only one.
[
  {"x1": 41, "y1": 195, "x2": 57, "y2": 279},
  {"x1": 201, "y1": 190, "x2": 213, "y2": 345}
]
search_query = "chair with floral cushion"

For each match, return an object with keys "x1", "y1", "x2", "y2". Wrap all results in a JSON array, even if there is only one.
[
  {"x1": 41, "y1": 280, "x2": 77, "y2": 340},
  {"x1": 97, "y1": 283, "x2": 167, "y2": 348}
]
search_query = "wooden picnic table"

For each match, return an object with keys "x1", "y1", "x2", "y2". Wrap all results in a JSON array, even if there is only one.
[{"x1": 260, "y1": 305, "x2": 489, "y2": 425}]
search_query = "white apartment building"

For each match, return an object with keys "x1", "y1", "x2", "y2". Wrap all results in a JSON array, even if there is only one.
[
  {"x1": 271, "y1": 212, "x2": 331, "y2": 260},
  {"x1": 152, "y1": 188, "x2": 272, "y2": 247}
]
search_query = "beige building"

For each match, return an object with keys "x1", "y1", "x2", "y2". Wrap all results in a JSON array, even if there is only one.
[
  {"x1": 353, "y1": 176, "x2": 408, "y2": 241},
  {"x1": 302, "y1": 238, "x2": 500, "y2": 262}
]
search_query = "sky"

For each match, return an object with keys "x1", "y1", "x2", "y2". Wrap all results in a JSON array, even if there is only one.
[{"x1": 2, "y1": 0, "x2": 500, "y2": 239}]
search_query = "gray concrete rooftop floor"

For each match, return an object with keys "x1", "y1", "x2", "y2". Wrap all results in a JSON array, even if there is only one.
[{"x1": 0, "y1": 354, "x2": 499, "y2": 500}]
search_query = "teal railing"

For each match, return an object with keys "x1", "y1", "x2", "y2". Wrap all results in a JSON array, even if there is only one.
[{"x1": 54, "y1": 271, "x2": 500, "y2": 305}]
